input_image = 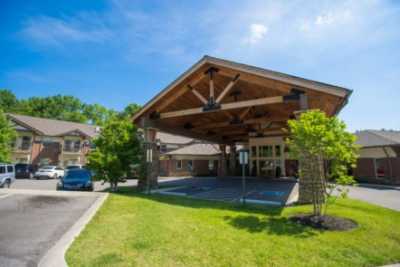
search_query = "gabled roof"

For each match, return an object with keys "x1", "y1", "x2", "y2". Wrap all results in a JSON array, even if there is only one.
[
  {"x1": 355, "y1": 130, "x2": 400, "y2": 148},
  {"x1": 166, "y1": 143, "x2": 221, "y2": 156},
  {"x1": 133, "y1": 55, "x2": 352, "y2": 122},
  {"x1": 156, "y1": 132, "x2": 193, "y2": 145},
  {"x1": 8, "y1": 113, "x2": 100, "y2": 138}
]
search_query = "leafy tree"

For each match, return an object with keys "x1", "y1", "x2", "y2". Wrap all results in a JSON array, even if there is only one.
[
  {"x1": 87, "y1": 117, "x2": 143, "y2": 191},
  {"x1": 120, "y1": 103, "x2": 141, "y2": 119},
  {"x1": 18, "y1": 95, "x2": 87, "y2": 123},
  {"x1": 83, "y1": 104, "x2": 117, "y2": 126},
  {"x1": 287, "y1": 110, "x2": 358, "y2": 217},
  {"x1": 0, "y1": 89, "x2": 19, "y2": 113},
  {"x1": 0, "y1": 109, "x2": 16, "y2": 162}
]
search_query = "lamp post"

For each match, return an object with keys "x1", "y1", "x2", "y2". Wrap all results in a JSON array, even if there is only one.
[
  {"x1": 145, "y1": 142, "x2": 153, "y2": 194},
  {"x1": 239, "y1": 148, "x2": 249, "y2": 204}
]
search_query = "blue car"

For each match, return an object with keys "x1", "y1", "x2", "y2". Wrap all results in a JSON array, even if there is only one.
[{"x1": 57, "y1": 169, "x2": 94, "y2": 191}]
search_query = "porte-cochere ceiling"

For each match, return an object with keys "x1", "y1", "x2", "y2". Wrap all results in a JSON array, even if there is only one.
[{"x1": 133, "y1": 56, "x2": 352, "y2": 144}]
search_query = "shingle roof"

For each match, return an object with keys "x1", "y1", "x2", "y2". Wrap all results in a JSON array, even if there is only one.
[
  {"x1": 355, "y1": 130, "x2": 400, "y2": 147},
  {"x1": 156, "y1": 132, "x2": 193, "y2": 145},
  {"x1": 166, "y1": 143, "x2": 221, "y2": 156},
  {"x1": 8, "y1": 113, "x2": 100, "y2": 138}
]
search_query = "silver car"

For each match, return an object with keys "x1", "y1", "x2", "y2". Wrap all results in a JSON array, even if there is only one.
[{"x1": 0, "y1": 163, "x2": 15, "y2": 188}]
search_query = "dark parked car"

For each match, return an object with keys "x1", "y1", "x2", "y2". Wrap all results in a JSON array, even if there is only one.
[
  {"x1": 15, "y1": 163, "x2": 35, "y2": 179},
  {"x1": 57, "y1": 169, "x2": 94, "y2": 191}
]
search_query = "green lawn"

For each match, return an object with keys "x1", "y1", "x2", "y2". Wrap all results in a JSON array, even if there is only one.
[{"x1": 66, "y1": 190, "x2": 400, "y2": 267}]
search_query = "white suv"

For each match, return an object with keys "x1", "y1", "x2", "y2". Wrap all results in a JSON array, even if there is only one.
[
  {"x1": 34, "y1": 166, "x2": 64, "y2": 179},
  {"x1": 0, "y1": 163, "x2": 15, "y2": 188}
]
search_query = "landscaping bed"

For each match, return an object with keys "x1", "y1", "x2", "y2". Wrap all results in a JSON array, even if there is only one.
[{"x1": 67, "y1": 189, "x2": 400, "y2": 267}]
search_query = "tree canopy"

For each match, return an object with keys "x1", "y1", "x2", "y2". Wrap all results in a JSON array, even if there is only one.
[
  {"x1": 0, "y1": 89, "x2": 141, "y2": 126},
  {"x1": 86, "y1": 117, "x2": 143, "y2": 191},
  {"x1": 0, "y1": 109, "x2": 16, "y2": 163}
]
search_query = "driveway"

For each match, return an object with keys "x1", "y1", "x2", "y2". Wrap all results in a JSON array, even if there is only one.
[
  {"x1": 10, "y1": 178, "x2": 138, "y2": 192},
  {"x1": 153, "y1": 177, "x2": 298, "y2": 205},
  {"x1": 0, "y1": 190, "x2": 100, "y2": 267},
  {"x1": 347, "y1": 184, "x2": 400, "y2": 211}
]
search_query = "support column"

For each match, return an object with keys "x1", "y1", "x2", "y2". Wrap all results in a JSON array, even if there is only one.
[
  {"x1": 229, "y1": 145, "x2": 237, "y2": 176},
  {"x1": 218, "y1": 144, "x2": 227, "y2": 177},
  {"x1": 138, "y1": 127, "x2": 159, "y2": 191}
]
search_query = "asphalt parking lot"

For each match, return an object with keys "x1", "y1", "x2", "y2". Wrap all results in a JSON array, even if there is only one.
[
  {"x1": 10, "y1": 178, "x2": 137, "y2": 192},
  {"x1": 0, "y1": 192, "x2": 98, "y2": 267}
]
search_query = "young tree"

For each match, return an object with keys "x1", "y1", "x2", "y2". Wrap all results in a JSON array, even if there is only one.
[
  {"x1": 287, "y1": 110, "x2": 358, "y2": 217},
  {"x1": 87, "y1": 117, "x2": 143, "y2": 191},
  {"x1": 0, "y1": 109, "x2": 16, "y2": 162}
]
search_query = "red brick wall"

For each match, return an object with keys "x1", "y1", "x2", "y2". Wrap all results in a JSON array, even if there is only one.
[
  {"x1": 160, "y1": 159, "x2": 218, "y2": 177},
  {"x1": 354, "y1": 158, "x2": 400, "y2": 185}
]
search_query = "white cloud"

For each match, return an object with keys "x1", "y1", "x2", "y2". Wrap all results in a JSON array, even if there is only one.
[
  {"x1": 21, "y1": 15, "x2": 112, "y2": 47},
  {"x1": 243, "y1": 23, "x2": 268, "y2": 44}
]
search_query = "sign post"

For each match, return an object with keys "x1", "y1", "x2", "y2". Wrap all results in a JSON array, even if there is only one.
[{"x1": 239, "y1": 149, "x2": 249, "y2": 204}]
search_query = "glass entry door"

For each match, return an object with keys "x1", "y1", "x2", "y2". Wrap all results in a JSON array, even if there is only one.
[{"x1": 249, "y1": 142, "x2": 285, "y2": 178}]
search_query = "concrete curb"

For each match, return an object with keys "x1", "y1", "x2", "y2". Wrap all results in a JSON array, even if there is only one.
[{"x1": 38, "y1": 192, "x2": 109, "y2": 267}]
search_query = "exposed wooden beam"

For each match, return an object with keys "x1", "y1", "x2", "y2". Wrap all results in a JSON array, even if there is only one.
[
  {"x1": 158, "y1": 72, "x2": 205, "y2": 112},
  {"x1": 188, "y1": 85, "x2": 208, "y2": 105},
  {"x1": 216, "y1": 74, "x2": 240, "y2": 103},
  {"x1": 159, "y1": 96, "x2": 283, "y2": 119},
  {"x1": 239, "y1": 107, "x2": 252, "y2": 121},
  {"x1": 206, "y1": 67, "x2": 218, "y2": 103},
  {"x1": 194, "y1": 115, "x2": 288, "y2": 130}
]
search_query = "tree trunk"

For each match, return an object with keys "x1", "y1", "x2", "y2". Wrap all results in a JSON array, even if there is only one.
[{"x1": 298, "y1": 152, "x2": 325, "y2": 216}]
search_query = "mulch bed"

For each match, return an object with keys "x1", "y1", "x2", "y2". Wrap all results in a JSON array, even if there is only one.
[{"x1": 290, "y1": 214, "x2": 358, "y2": 231}]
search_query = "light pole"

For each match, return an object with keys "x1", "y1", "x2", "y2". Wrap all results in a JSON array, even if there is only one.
[
  {"x1": 239, "y1": 149, "x2": 249, "y2": 204},
  {"x1": 145, "y1": 142, "x2": 153, "y2": 194}
]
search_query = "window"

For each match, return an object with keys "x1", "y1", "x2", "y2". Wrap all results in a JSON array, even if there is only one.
[
  {"x1": 21, "y1": 136, "x2": 31, "y2": 150},
  {"x1": 187, "y1": 160, "x2": 193, "y2": 170},
  {"x1": 64, "y1": 140, "x2": 81, "y2": 152},
  {"x1": 176, "y1": 160, "x2": 182, "y2": 170},
  {"x1": 7, "y1": 166, "x2": 13, "y2": 173},
  {"x1": 275, "y1": 145, "x2": 281, "y2": 157},
  {"x1": 208, "y1": 160, "x2": 214, "y2": 171},
  {"x1": 74, "y1": 140, "x2": 81, "y2": 151},
  {"x1": 259, "y1": 145, "x2": 273, "y2": 157},
  {"x1": 251, "y1": 146, "x2": 257, "y2": 157},
  {"x1": 0, "y1": 166, "x2": 5, "y2": 174}
]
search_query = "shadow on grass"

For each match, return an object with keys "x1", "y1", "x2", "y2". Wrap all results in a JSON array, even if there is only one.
[
  {"x1": 112, "y1": 187, "x2": 284, "y2": 216},
  {"x1": 223, "y1": 215, "x2": 317, "y2": 238},
  {"x1": 103, "y1": 187, "x2": 320, "y2": 238}
]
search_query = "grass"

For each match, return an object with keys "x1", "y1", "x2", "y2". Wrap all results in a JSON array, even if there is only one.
[{"x1": 66, "y1": 189, "x2": 400, "y2": 267}]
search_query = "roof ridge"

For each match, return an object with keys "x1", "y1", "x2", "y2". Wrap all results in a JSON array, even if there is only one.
[
  {"x1": 8, "y1": 113, "x2": 98, "y2": 128},
  {"x1": 366, "y1": 130, "x2": 398, "y2": 145}
]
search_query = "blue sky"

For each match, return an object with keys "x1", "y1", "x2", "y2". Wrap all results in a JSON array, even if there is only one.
[{"x1": 0, "y1": 0, "x2": 399, "y2": 131}]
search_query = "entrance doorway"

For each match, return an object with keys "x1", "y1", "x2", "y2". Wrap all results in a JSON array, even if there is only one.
[{"x1": 249, "y1": 137, "x2": 286, "y2": 178}]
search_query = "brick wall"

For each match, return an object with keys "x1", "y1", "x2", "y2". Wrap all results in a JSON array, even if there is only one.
[
  {"x1": 160, "y1": 159, "x2": 218, "y2": 177},
  {"x1": 354, "y1": 157, "x2": 400, "y2": 185}
]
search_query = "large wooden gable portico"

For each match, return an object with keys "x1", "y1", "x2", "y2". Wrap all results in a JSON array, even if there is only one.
[{"x1": 133, "y1": 56, "x2": 351, "y2": 186}]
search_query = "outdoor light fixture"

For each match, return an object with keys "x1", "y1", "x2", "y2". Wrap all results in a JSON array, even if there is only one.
[{"x1": 239, "y1": 148, "x2": 249, "y2": 204}]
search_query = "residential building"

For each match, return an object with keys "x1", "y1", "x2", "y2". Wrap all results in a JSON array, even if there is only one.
[
  {"x1": 8, "y1": 114, "x2": 100, "y2": 167},
  {"x1": 354, "y1": 130, "x2": 400, "y2": 185},
  {"x1": 156, "y1": 132, "x2": 220, "y2": 176}
]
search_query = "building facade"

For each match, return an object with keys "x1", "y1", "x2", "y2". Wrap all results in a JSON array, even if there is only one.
[
  {"x1": 354, "y1": 130, "x2": 400, "y2": 185},
  {"x1": 133, "y1": 55, "x2": 351, "y2": 191},
  {"x1": 8, "y1": 114, "x2": 100, "y2": 167},
  {"x1": 156, "y1": 132, "x2": 220, "y2": 177}
]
